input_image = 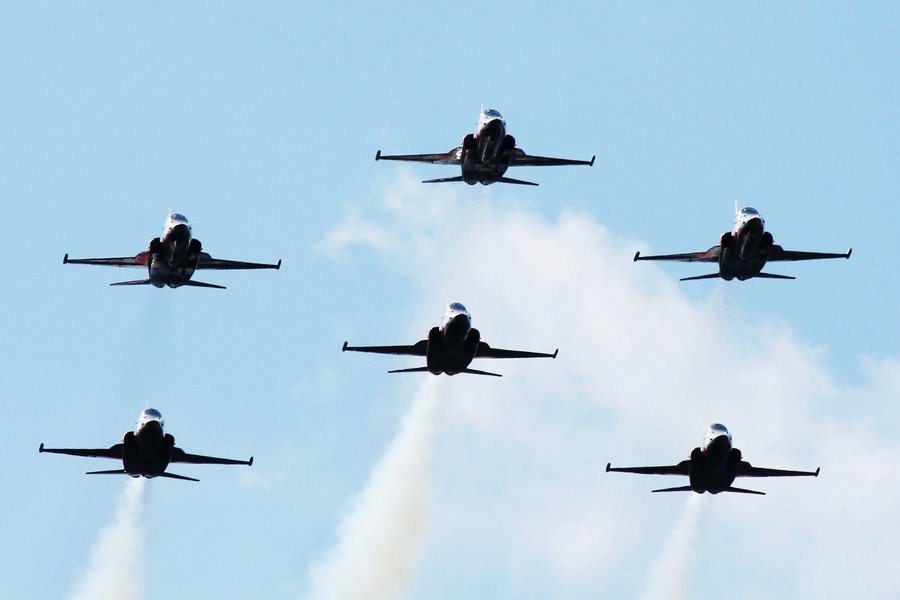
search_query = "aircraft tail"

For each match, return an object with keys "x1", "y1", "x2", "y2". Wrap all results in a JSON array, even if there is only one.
[
  {"x1": 754, "y1": 272, "x2": 796, "y2": 280},
  {"x1": 461, "y1": 368, "x2": 503, "y2": 377},
  {"x1": 679, "y1": 273, "x2": 721, "y2": 281},
  {"x1": 86, "y1": 469, "x2": 129, "y2": 476},
  {"x1": 110, "y1": 279, "x2": 153, "y2": 287},
  {"x1": 422, "y1": 176, "x2": 464, "y2": 184},
  {"x1": 182, "y1": 280, "x2": 226, "y2": 289},
  {"x1": 158, "y1": 472, "x2": 200, "y2": 482},
  {"x1": 497, "y1": 177, "x2": 538, "y2": 186},
  {"x1": 651, "y1": 486, "x2": 694, "y2": 493},
  {"x1": 723, "y1": 486, "x2": 765, "y2": 495}
]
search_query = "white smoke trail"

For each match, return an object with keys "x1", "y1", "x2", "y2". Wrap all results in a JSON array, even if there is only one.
[
  {"x1": 305, "y1": 380, "x2": 441, "y2": 600},
  {"x1": 70, "y1": 477, "x2": 146, "y2": 600},
  {"x1": 640, "y1": 493, "x2": 709, "y2": 600}
]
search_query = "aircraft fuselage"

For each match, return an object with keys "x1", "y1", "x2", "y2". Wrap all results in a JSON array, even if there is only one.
[
  {"x1": 121, "y1": 409, "x2": 176, "y2": 478},
  {"x1": 686, "y1": 425, "x2": 741, "y2": 493},
  {"x1": 424, "y1": 303, "x2": 480, "y2": 375},
  {"x1": 142, "y1": 214, "x2": 203, "y2": 288},
  {"x1": 718, "y1": 208, "x2": 774, "y2": 280},
  {"x1": 459, "y1": 110, "x2": 515, "y2": 185}
]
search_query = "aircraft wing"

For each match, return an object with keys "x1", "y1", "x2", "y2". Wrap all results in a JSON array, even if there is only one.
[
  {"x1": 63, "y1": 252, "x2": 148, "y2": 267},
  {"x1": 342, "y1": 340, "x2": 428, "y2": 356},
  {"x1": 510, "y1": 149, "x2": 595, "y2": 167},
  {"x1": 170, "y1": 447, "x2": 253, "y2": 466},
  {"x1": 738, "y1": 461, "x2": 820, "y2": 478},
  {"x1": 633, "y1": 246, "x2": 721, "y2": 263},
  {"x1": 766, "y1": 245, "x2": 852, "y2": 262},
  {"x1": 39, "y1": 442, "x2": 124, "y2": 460},
  {"x1": 375, "y1": 148, "x2": 462, "y2": 165},
  {"x1": 476, "y1": 342, "x2": 558, "y2": 360},
  {"x1": 196, "y1": 253, "x2": 281, "y2": 271},
  {"x1": 605, "y1": 460, "x2": 691, "y2": 476}
]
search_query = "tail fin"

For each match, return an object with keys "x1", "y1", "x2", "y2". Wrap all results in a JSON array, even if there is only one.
[
  {"x1": 462, "y1": 368, "x2": 503, "y2": 377},
  {"x1": 388, "y1": 367, "x2": 431, "y2": 374},
  {"x1": 182, "y1": 280, "x2": 226, "y2": 289},
  {"x1": 422, "y1": 176, "x2": 464, "y2": 184},
  {"x1": 651, "y1": 486, "x2": 694, "y2": 493},
  {"x1": 497, "y1": 177, "x2": 539, "y2": 186},
  {"x1": 680, "y1": 273, "x2": 722, "y2": 281},
  {"x1": 158, "y1": 472, "x2": 200, "y2": 482},
  {"x1": 86, "y1": 469, "x2": 128, "y2": 476},
  {"x1": 723, "y1": 486, "x2": 765, "y2": 495},
  {"x1": 110, "y1": 279, "x2": 153, "y2": 286}
]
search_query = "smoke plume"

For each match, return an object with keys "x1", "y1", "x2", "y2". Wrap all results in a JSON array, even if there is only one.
[
  {"x1": 305, "y1": 379, "x2": 441, "y2": 600},
  {"x1": 640, "y1": 493, "x2": 709, "y2": 600},
  {"x1": 70, "y1": 477, "x2": 147, "y2": 600}
]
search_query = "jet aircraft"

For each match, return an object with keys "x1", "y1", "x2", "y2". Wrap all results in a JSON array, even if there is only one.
[
  {"x1": 606, "y1": 423, "x2": 819, "y2": 495},
  {"x1": 634, "y1": 204, "x2": 851, "y2": 280},
  {"x1": 342, "y1": 302, "x2": 558, "y2": 377},
  {"x1": 375, "y1": 108, "x2": 595, "y2": 186},
  {"x1": 39, "y1": 408, "x2": 253, "y2": 482},
  {"x1": 64, "y1": 213, "x2": 281, "y2": 289}
]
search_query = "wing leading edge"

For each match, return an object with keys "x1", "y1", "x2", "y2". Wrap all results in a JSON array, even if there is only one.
[
  {"x1": 375, "y1": 149, "x2": 462, "y2": 165},
  {"x1": 510, "y1": 149, "x2": 595, "y2": 168},
  {"x1": 342, "y1": 340, "x2": 429, "y2": 357},
  {"x1": 170, "y1": 447, "x2": 253, "y2": 466},
  {"x1": 475, "y1": 342, "x2": 558, "y2": 360},
  {"x1": 766, "y1": 246, "x2": 852, "y2": 262},
  {"x1": 197, "y1": 253, "x2": 281, "y2": 271},
  {"x1": 605, "y1": 460, "x2": 691, "y2": 476},
  {"x1": 39, "y1": 442, "x2": 124, "y2": 460}
]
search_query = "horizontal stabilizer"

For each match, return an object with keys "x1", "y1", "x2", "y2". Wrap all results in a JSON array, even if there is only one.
[
  {"x1": 497, "y1": 177, "x2": 538, "y2": 186},
  {"x1": 86, "y1": 469, "x2": 128, "y2": 476},
  {"x1": 753, "y1": 272, "x2": 796, "y2": 280},
  {"x1": 680, "y1": 273, "x2": 722, "y2": 281},
  {"x1": 182, "y1": 280, "x2": 227, "y2": 290},
  {"x1": 461, "y1": 368, "x2": 503, "y2": 377},
  {"x1": 422, "y1": 176, "x2": 464, "y2": 183},
  {"x1": 158, "y1": 472, "x2": 200, "y2": 482},
  {"x1": 651, "y1": 486, "x2": 694, "y2": 493},
  {"x1": 723, "y1": 486, "x2": 766, "y2": 495},
  {"x1": 388, "y1": 367, "x2": 431, "y2": 374},
  {"x1": 110, "y1": 279, "x2": 152, "y2": 286}
]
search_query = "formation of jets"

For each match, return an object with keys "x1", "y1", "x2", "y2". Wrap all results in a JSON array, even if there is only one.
[{"x1": 43, "y1": 108, "x2": 845, "y2": 501}]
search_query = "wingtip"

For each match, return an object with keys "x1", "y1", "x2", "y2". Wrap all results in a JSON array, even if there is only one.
[
  {"x1": 342, "y1": 341, "x2": 348, "y2": 352},
  {"x1": 605, "y1": 462, "x2": 611, "y2": 472},
  {"x1": 633, "y1": 251, "x2": 641, "y2": 262},
  {"x1": 589, "y1": 155, "x2": 596, "y2": 167},
  {"x1": 63, "y1": 253, "x2": 69, "y2": 264},
  {"x1": 375, "y1": 150, "x2": 382, "y2": 161},
  {"x1": 276, "y1": 259, "x2": 282, "y2": 270},
  {"x1": 846, "y1": 248, "x2": 852, "y2": 259},
  {"x1": 39, "y1": 443, "x2": 44, "y2": 453},
  {"x1": 552, "y1": 349, "x2": 559, "y2": 359},
  {"x1": 815, "y1": 467, "x2": 820, "y2": 477},
  {"x1": 248, "y1": 456, "x2": 254, "y2": 467}
]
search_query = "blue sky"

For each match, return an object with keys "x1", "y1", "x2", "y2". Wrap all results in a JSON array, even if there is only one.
[{"x1": 1, "y1": 3, "x2": 898, "y2": 599}]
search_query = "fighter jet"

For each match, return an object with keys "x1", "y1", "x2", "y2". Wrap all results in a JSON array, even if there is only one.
[
  {"x1": 606, "y1": 423, "x2": 819, "y2": 495},
  {"x1": 39, "y1": 408, "x2": 252, "y2": 482},
  {"x1": 342, "y1": 302, "x2": 558, "y2": 377},
  {"x1": 63, "y1": 213, "x2": 281, "y2": 289},
  {"x1": 375, "y1": 108, "x2": 595, "y2": 186},
  {"x1": 634, "y1": 204, "x2": 851, "y2": 281}
]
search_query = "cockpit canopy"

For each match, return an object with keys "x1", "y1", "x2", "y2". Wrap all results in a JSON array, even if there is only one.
[
  {"x1": 138, "y1": 408, "x2": 164, "y2": 429},
  {"x1": 447, "y1": 302, "x2": 468, "y2": 314},
  {"x1": 169, "y1": 213, "x2": 189, "y2": 224},
  {"x1": 740, "y1": 207, "x2": 760, "y2": 216},
  {"x1": 483, "y1": 108, "x2": 502, "y2": 119}
]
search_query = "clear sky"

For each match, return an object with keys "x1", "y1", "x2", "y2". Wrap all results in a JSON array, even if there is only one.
[{"x1": 2, "y1": 3, "x2": 898, "y2": 599}]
